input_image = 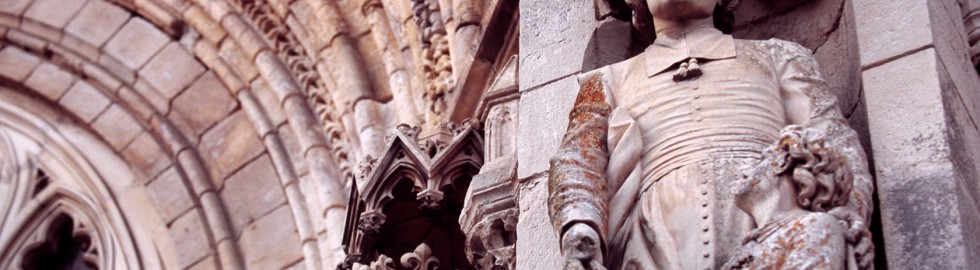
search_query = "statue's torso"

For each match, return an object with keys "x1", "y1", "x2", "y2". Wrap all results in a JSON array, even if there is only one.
[
  {"x1": 604, "y1": 39, "x2": 800, "y2": 270},
  {"x1": 607, "y1": 39, "x2": 789, "y2": 185}
]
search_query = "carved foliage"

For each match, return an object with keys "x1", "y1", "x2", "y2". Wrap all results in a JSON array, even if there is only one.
[{"x1": 412, "y1": 0, "x2": 455, "y2": 122}]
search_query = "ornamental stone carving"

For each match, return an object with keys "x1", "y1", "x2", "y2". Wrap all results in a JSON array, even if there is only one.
[
  {"x1": 341, "y1": 122, "x2": 483, "y2": 270},
  {"x1": 412, "y1": 0, "x2": 457, "y2": 125},
  {"x1": 723, "y1": 125, "x2": 873, "y2": 270},
  {"x1": 548, "y1": 0, "x2": 875, "y2": 269}
]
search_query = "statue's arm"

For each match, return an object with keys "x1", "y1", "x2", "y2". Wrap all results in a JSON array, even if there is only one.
[
  {"x1": 549, "y1": 74, "x2": 613, "y2": 258},
  {"x1": 774, "y1": 40, "x2": 873, "y2": 223},
  {"x1": 775, "y1": 40, "x2": 875, "y2": 269}
]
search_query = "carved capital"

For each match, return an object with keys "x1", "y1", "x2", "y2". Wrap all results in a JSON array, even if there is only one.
[
  {"x1": 357, "y1": 211, "x2": 386, "y2": 235},
  {"x1": 417, "y1": 189, "x2": 445, "y2": 211}
]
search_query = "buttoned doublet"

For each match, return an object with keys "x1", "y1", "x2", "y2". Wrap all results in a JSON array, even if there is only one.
[{"x1": 551, "y1": 27, "x2": 856, "y2": 270}]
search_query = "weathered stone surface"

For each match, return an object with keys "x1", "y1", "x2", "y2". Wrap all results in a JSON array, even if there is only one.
[
  {"x1": 58, "y1": 80, "x2": 111, "y2": 123},
  {"x1": 519, "y1": 0, "x2": 631, "y2": 91},
  {"x1": 0, "y1": 0, "x2": 32, "y2": 14},
  {"x1": 121, "y1": 132, "x2": 172, "y2": 181},
  {"x1": 139, "y1": 42, "x2": 206, "y2": 98},
  {"x1": 516, "y1": 176, "x2": 561, "y2": 270},
  {"x1": 852, "y1": 0, "x2": 933, "y2": 66},
  {"x1": 239, "y1": 205, "x2": 304, "y2": 270},
  {"x1": 170, "y1": 209, "x2": 213, "y2": 269},
  {"x1": 65, "y1": 0, "x2": 130, "y2": 46},
  {"x1": 516, "y1": 76, "x2": 578, "y2": 179},
  {"x1": 187, "y1": 255, "x2": 217, "y2": 270},
  {"x1": 22, "y1": 0, "x2": 86, "y2": 28},
  {"x1": 104, "y1": 18, "x2": 170, "y2": 69},
  {"x1": 198, "y1": 111, "x2": 264, "y2": 185},
  {"x1": 171, "y1": 72, "x2": 237, "y2": 138},
  {"x1": 92, "y1": 104, "x2": 144, "y2": 150},
  {"x1": 862, "y1": 48, "x2": 976, "y2": 269},
  {"x1": 23, "y1": 62, "x2": 75, "y2": 100},
  {"x1": 220, "y1": 154, "x2": 286, "y2": 234},
  {"x1": 146, "y1": 167, "x2": 195, "y2": 223},
  {"x1": 0, "y1": 46, "x2": 41, "y2": 82}
]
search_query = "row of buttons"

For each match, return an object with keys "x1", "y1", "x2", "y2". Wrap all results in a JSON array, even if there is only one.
[
  {"x1": 691, "y1": 82, "x2": 704, "y2": 122},
  {"x1": 699, "y1": 164, "x2": 712, "y2": 270}
]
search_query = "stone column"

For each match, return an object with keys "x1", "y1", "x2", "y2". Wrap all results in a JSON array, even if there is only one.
[
  {"x1": 516, "y1": 1, "x2": 631, "y2": 269},
  {"x1": 852, "y1": 0, "x2": 980, "y2": 268}
]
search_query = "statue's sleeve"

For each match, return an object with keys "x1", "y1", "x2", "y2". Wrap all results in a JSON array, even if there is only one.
[
  {"x1": 548, "y1": 73, "x2": 613, "y2": 251},
  {"x1": 773, "y1": 39, "x2": 875, "y2": 223}
]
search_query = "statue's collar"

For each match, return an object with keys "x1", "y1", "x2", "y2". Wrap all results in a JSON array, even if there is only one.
[{"x1": 644, "y1": 26, "x2": 737, "y2": 77}]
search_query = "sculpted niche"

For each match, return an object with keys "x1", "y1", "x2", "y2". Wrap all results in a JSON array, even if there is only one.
[{"x1": 547, "y1": 0, "x2": 875, "y2": 269}]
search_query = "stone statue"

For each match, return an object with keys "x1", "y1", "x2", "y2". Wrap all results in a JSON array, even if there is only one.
[
  {"x1": 723, "y1": 125, "x2": 863, "y2": 270},
  {"x1": 547, "y1": 0, "x2": 875, "y2": 269}
]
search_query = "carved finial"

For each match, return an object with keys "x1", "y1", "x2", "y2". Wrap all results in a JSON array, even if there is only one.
[
  {"x1": 352, "y1": 254, "x2": 395, "y2": 270},
  {"x1": 400, "y1": 243, "x2": 440, "y2": 270},
  {"x1": 397, "y1": 124, "x2": 422, "y2": 141},
  {"x1": 357, "y1": 211, "x2": 386, "y2": 235}
]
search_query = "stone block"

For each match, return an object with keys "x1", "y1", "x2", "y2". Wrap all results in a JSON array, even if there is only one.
[
  {"x1": 5, "y1": 28, "x2": 47, "y2": 52},
  {"x1": 169, "y1": 209, "x2": 213, "y2": 269},
  {"x1": 65, "y1": 0, "x2": 131, "y2": 46},
  {"x1": 218, "y1": 38, "x2": 259, "y2": 81},
  {"x1": 92, "y1": 104, "x2": 144, "y2": 150},
  {"x1": 146, "y1": 167, "x2": 194, "y2": 223},
  {"x1": 516, "y1": 76, "x2": 579, "y2": 179},
  {"x1": 519, "y1": 0, "x2": 631, "y2": 91},
  {"x1": 171, "y1": 72, "x2": 237, "y2": 138},
  {"x1": 852, "y1": 0, "x2": 933, "y2": 66},
  {"x1": 862, "y1": 48, "x2": 976, "y2": 269},
  {"x1": 133, "y1": 78, "x2": 171, "y2": 114},
  {"x1": 277, "y1": 124, "x2": 308, "y2": 177},
  {"x1": 139, "y1": 42, "x2": 206, "y2": 98},
  {"x1": 250, "y1": 79, "x2": 287, "y2": 127},
  {"x1": 121, "y1": 132, "x2": 172, "y2": 181},
  {"x1": 198, "y1": 111, "x2": 265, "y2": 185},
  {"x1": 516, "y1": 176, "x2": 562, "y2": 270},
  {"x1": 0, "y1": 0, "x2": 32, "y2": 15},
  {"x1": 0, "y1": 46, "x2": 40, "y2": 82},
  {"x1": 183, "y1": 6, "x2": 226, "y2": 44},
  {"x1": 58, "y1": 80, "x2": 111, "y2": 123},
  {"x1": 24, "y1": 62, "x2": 75, "y2": 101},
  {"x1": 22, "y1": 0, "x2": 86, "y2": 28},
  {"x1": 97, "y1": 50, "x2": 137, "y2": 83},
  {"x1": 187, "y1": 255, "x2": 217, "y2": 270},
  {"x1": 239, "y1": 205, "x2": 304, "y2": 270},
  {"x1": 104, "y1": 18, "x2": 170, "y2": 69},
  {"x1": 219, "y1": 154, "x2": 286, "y2": 234}
]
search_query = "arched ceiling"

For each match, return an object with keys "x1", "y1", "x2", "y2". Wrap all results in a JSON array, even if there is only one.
[{"x1": 0, "y1": 0, "x2": 511, "y2": 269}]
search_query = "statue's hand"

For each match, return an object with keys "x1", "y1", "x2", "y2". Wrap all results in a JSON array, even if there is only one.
[
  {"x1": 829, "y1": 208, "x2": 875, "y2": 270},
  {"x1": 562, "y1": 223, "x2": 606, "y2": 270}
]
